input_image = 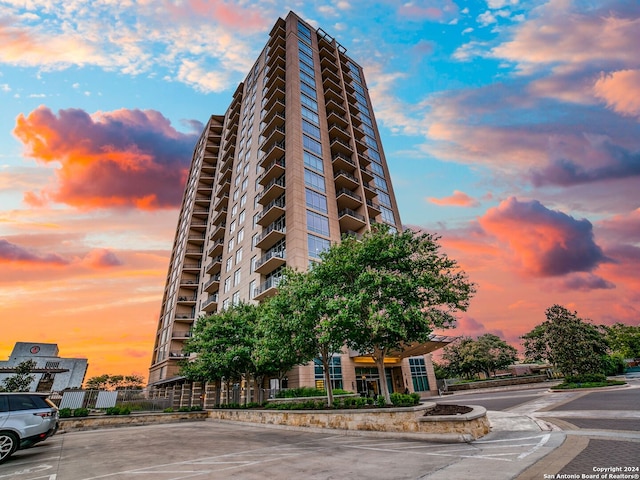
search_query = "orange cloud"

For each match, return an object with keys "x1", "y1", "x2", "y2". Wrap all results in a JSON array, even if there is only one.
[
  {"x1": 428, "y1": 190, "x2": 479, "y2": 207},
  {"x1": 479, "y1": 197, "x2": 609, "y2": 278},
  {"x1": 593, "y1": 69, "x2": 640, "y2": 118},
  {"x1": 0, "y1": 238, "x2": 68, "y2": 265},
  {"x1": 13, "y1": 106, "x2": 198, "y2": 210}
]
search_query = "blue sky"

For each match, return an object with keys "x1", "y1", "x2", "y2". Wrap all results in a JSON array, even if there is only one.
[{"x1": 1, "y1": 0, "x2": 638, "y2": 377}]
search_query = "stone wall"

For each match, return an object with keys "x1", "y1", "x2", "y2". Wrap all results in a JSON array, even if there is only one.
[
  {"x1": 59, "y1": 411, "x2": 208, "y2": 432},
  {"x1": 208, "y1": 403, "x2": 489, "y2": 440}
]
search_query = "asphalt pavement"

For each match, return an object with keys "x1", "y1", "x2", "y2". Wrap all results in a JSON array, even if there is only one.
[{"x1": 0, "y1": 374, "x2": 638, "y2": 479}]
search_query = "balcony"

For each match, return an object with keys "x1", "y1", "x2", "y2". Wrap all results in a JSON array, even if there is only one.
[
  {"x1": 363, "y1": 181, "x2": 377, "y2": 198},
  {"x1": 168, "y1": 351, "x2": 189, "y2": 358},
  {"x1": 320, "y1": 54, "x2": 339, "y2": 73},
  {"x1": 210, "y1": 222, "x2": 226, "y2": 241},
  {"x1": 360, "y1": 167, "x2": 374, "y2": 183},
  {"x1": 334, "y1": 169, "x2": 359, "y2": 190},
  {"x1": 189, "y1": 221, "x2": 207, "y2": 232},
  {"x1": 187, "y1": 233, "x2": 206, "y2": 243},
  {"x1": 268, "y1": 22, "x2": 286, "y2": 49},
  {"x1": 260, "y1": 110, "x2": 285, "y2": 136},
  {"x1": 257, "y1": 156, "x2": 285, "y2": 186},
  {"x1": 257, "y1": 175, "x2": 285, "y2": 206},
  {"x1": 172, "y1": 330, "x2": 193, "y2": 339},
  {"x1": 194, "y1": 195, "x2": 211, "y2": 206},
  {"x1": 179, "y1": 277, "x2": 199, "y2": 288},
  {"x1": 259, "y1": 140, "x2": 286, "y2": 167},
  {"x1": 184, "y1": 247, "x2": 203, "y2": 258},
  {"x1": 191, "y1": 208, "x2": 209, "y2": 219},
  {"x1": 254, "y1": 249, "x2": 286, "y2": 275},
  {"x1": 174, "y1": 313, "x2": 195, "y2": 323},
  {"x1": 258, "y1": 125, "x2": 285, "y2": 152},
  {"x1": 366, "y1": 198, "x2": 382, "y2": 217},
  {"x1": 338, "y1": 208, "x2": 367, "y2": 231},
  {"x1": 256, "y1": 195, "x2": 286, "y2": 227},
  {"x1": 205, "y1": 255, "x2": 222, "y2": 275},
  {"x1": 325, "y1": 99, "x2": 346, "y2": 115},
  {"x1": 324, "y1": 86, "x2": 344, "y2": 104},
  {"x1": 332, "y1": 152, "x2": 356, "y2": 172},
  {"x1": 182, "y1": 261, "x2": 201, "y2": 272},
  {"x1": 264, "y1": 97, "x2": 286, "y2": 125},
  {"x1": 212, "y1": 207, "x2": 227, "y2": 225},
  {"x1": 263, "y1": 86, "x2": 286, "y2": 111},
  {"x1": 202, "y1": 293, "x2": 219, "y2": 313},
  {"x1": 322, "y1": 72, "x2": 342, "y2": 92},
  {"x1": 213, "y1": 193, "x2": 229, "y2": 211},
  {"x1": 329, "y1": 123, "x2": 350, "y2": 141},
  {"x1": 336, "y1": 188, "x2": 363, "y2": 210},
  {"x1": 207, "y1": 239, "x2": 224, "y2": 257},
  {"x1": 176, "y1": 295, "x2": 197, "y2": 305},
  {"x1": 254, "y1": 276, "x2": 281, "y2": 301},
  {"x1": 203, "y1": 274, "x2": 221, "y2": 293},
  {"x1": 358, "y1": 151, "x2": 373, "y2": 167},
  {"x1": 255, "y1": 222, "x2": 286, "y2": 250},
  {"x1": 330, "y1": 136, "x2": 353, "y2": 156},
  {"x1": 326, "y1": 109, "x2": 348, "y2": 129}
]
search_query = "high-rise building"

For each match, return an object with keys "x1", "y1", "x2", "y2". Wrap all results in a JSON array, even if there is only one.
[{"x1": 148, "y1": 11, "x2": 447, "y2": 397}]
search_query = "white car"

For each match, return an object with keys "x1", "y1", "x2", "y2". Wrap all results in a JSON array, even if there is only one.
[{"x1": 0, "y1": 393, "x2": 59, "y2": 463}]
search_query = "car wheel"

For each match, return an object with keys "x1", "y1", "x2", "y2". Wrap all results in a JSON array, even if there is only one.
[{"x1": 0, "y1": 432, "x2": 18, "y2": 464}]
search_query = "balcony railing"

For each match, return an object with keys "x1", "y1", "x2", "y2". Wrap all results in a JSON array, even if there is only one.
[{"x1": 255, "y1": 249, "x2": 286, "y2": 270}]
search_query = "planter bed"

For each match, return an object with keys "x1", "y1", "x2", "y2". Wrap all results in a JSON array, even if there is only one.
[{"x1": 59, "y1": 411, "x2": 209, "y2": 432}]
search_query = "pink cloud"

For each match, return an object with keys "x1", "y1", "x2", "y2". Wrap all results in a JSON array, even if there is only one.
[
  {"x1": 428, "y1": 190, "x2": 479, "y2": 207},
  {"x1": 82, "y1": 249, "x2": 124, "y2": 268},
  {"x1": 479, "y1": 197, "x2": 609, "y2": 277},
  {"x1": 594, "y1": 69, "x2": 640, "y2": 118},
  {"x1": 0, "y1": 238, "x2": 68, "y2": 265},
  {"x1": 13, "y1": 106, "x2": 199, "y2": 210},
  {"x1": 398, "y1": 0, "x2": 458, "y2": 22},
  {"x1": 161, "y1": 0, "x2": 269, "y2": 30}
]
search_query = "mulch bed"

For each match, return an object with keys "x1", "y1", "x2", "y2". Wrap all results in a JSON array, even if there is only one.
[{"x1": 423, "y1": 404, "x2": 472, "y2": 416}]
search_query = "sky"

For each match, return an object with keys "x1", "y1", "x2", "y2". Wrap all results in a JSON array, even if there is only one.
[{"x1": 1, "y1": 0, "x2": 638, "y2": 381}]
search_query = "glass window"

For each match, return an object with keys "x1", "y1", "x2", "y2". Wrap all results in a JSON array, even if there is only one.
[
  {"x1": 301, "y1": 106, "x2": 319, "y2": 124},
  {"x1": 314, "y1": 356, "x2": 343, "y2": 390},
  {"x1": 235, "y1": 247, "x2": 243, "y2": 264},
  {"x1": 381, "y1": 206, "x2": 395, "y2": 224},
  {"x1": 232, "y1": 203, "x2": 238, "y2": 216},
  {"x1": 377, "y1": 191, "x2": 392, "y2": 208},
  {"x1": 308, "y1": 234, "x2": 330, "y2": 259},
  {"x1": 249, "y1": 280, "x2": 256, "y2": 300},
  {"x1": 229, "y1": 220, "x2": 236, "y2": 233},
  {"x1": 300, "y1": 70, "x2": 316, "y2": 87},
  {"x1": 301, "y1": 81, "x2": 316, "y2": 99},
  {"x1": 409, "y1": 357, "x2": 430, "y2": 392},
  {"x1": 374, "y1": 174, "x2": 388, "y2": 191},
  {"x1": 303, "y1": 135, "x2": 322, "y2": 155},
  {"x1": 300, "y1": 61, "x2": 314, "y2": 77},
  {"x1": 223, "y1": 277, "x2": 231, "y2": 293},
  {"x1": 301, "y1": 93, "x2": 318, "y2": 111},
  {"x1": 370, "y1": 161, "x2": 384, "y2": 176},
  {"x1": 298, "y1": 21, "x2": 311, "y2": 39},
  {"x1": 303, "y1": 151, "x2": 323, "y2": 173},
  {"x1": 298, "y1": 39, "x2": 313, "y2": 57},
  {"x1": 239, "y1": 210, "x2": 246, "y2": 224},
  {"x1": 240, "y1": 193, "x2": 247, "y2": 207},
  {"x1": 232, "y1": 291, "x2": 240, "y2": 305},
  {"x1": 237, "y1": 227, "x2": 245, "y2": 243},
  {"x1": 222, "y1": 298, "x2": 229, "y2": 310},
  {"x1": 304, "y1": 169, "x2": 325, "y2": 192},
  {"x1": 306, "y1": 189, "x2": 328, "y2": 213},
  {"x1": 228, "y1": 238, "x2": 234, "y2": 250},
  {"x1": 233, "y1": 269, "x2": 241, "y2": 286},
  {"x1": 307, "y1": 210, "x2": 330, "y2": 236},
  {"x1": 299, "y1": 50, "x2": 314, "y2": 69},
  {"x1": 241, "y1": 178, "x2": 248, "y2": 191},
  {"x1": 226, "y1": 258, "x2": 233, "y2": 272},
  {"x1": 302, "y1": 119, "x2": 321, "y2": 138}
]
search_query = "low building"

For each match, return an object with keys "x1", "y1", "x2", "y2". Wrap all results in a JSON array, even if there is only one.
[{"x1": 0, "y1": 342, "x2": 88, "y2": 392}]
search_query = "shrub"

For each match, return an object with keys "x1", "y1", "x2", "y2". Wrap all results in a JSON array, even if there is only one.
[
  {"x1": 73, "y1": 407, "x2": 89, "y2": 417},
  {"x1": 178, "y1": 406, "x2": 192, "y2": 412},
  {"x1": 105, "y1": 406, "x2": 131, "y2": 415},
  {"x1": 58, "y1": 408, "x2": 72, "y2": 418},
  {"x1": 163, "y1": 407, "x2": 174, "y2": 413},
  {"x1": 375, "y1": 395, "x2": 386, "y2": 407},
  {"x1": 565, "y1": 373, "x2": 606, "y2": 384},
  {"x1": 191, "y1": 405, "x2": 203, "y2": 411},
  {"x1": 390, "y1": 393, "x2": 418, "y2": 407}
]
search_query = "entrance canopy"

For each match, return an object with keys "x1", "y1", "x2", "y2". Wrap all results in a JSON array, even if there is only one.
[{"x1": 350, "y1": 334, "x2": 457, "y2": 363}]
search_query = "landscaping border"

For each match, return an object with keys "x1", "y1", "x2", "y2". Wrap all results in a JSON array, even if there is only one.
[{"x1": 59, "y1": 411, "x2": 208, "y2": 432}]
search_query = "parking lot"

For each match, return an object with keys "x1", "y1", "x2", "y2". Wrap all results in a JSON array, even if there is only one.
[{"x1": 0, "y1": 419, "x2": 560, "y2": 480}]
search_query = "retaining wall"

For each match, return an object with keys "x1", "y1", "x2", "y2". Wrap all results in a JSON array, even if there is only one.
[{"x1": 59, "y1": 411, "x2": 208, "y2": 432}]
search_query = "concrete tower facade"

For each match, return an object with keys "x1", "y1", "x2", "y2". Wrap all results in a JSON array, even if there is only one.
[{"x1": 149, "y1": 12, "x2": 442, "y2": 396}]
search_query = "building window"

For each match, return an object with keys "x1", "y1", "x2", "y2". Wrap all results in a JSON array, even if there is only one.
[
  {"x1": 228, "y1": 238, "x2": 234, "y2": 250},
  {"x1": 303, "y1": 151, "x2": 323, "y2": 173},
  {"x1": 226, "y1": 258, "x2": 233, "y2": 272},
  {"x1": 232, "y1": 204, "x2": 238, "y2": 216},
  {"x1": 250, "y1": 255, "x2": 257, "y2": 273},
  {"x1": 381, "y1": 206, "x2": 395, "y2": 224},
  {"x1": 237, "y1": 228, "x2": 245, "y2": 243},
  {"x1": 409, "y1": 357, "x2": 430, "y2": 392},
  {"x1": 302, "y1": 119, "x2": 321, "y2": 138},
  {"x1": 222, "y1": 298, "x2": 230, "y2": 310},
  {"x1": 249, "y1": 280, "x2": 256, "y2": 300},
  {"x1": 314, "y1": 356, "x2": 343, "y2": 390},
  {"x1": 240, "y1": 193, "x2": 247, "y2": 208},
  {"x1": 239, "y1": 210, "x2": 246, "y2": 224},
  {"x1": 303, "y1": 135, "x2": 322, "y2": 155},
  {"x1": 235, "y1": 247, "x2": 243, "y2": 264},
  {"x1": 241, "y1": 177, "x2": 248, "y2": 191},
  {"x1": 306, "y1": 188, "x2": 327, "y2": 213},
  {"x1": 307, "y1": 210, "x2": 330, "y2": 236},
  {"x1": 308, "y1": 234, "x2": 330, "y2": 258},
  {"x1": 233, "y1": 269, "x2": 241, "y2": 286},
  {"x1": 229, "y1": 220, "x2": 236, "y2": 233},
  {"x1": 304, "y1": 169, "x2": 325, "y2": 192},
  {"x1": 232, "y1": 291, "x2": 240, "y2": 305},
  {"x1": 223, "y1": 277, "x2": 231, "y2": 293}
]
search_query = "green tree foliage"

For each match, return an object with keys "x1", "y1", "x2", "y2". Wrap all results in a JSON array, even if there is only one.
[
  {"x1": 522, "y1": 305, "x2": 608, "y2": 377},
  {"x1": 85, "y1": 373, "x2": 145, "y2": 390},
  {"x1": 264, "y1": 268, "x2": 349, "y2": 406},
  {"x1": 604, "y1": 323, "x2": 640, "y2": 359},
  {"x1": 310, "y1": 225, "x2": 474, "y2": 404},
  {"x1": 441, "y1": 334, "x2": 518, "y2": 379},
  {"x1": 0, "y1": 360, "x2": 36, "y2": 392}
]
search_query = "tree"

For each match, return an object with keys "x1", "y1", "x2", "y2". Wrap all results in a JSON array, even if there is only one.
[
  {"x1": 311, "y1": 225, "x2": 474, "y2": 404},
  {"x1": 441, "y1": 334, "x2": 518, "y2": 379},
  {"x1": 85, "y1": 374, "x2": 145, "y2": 390},
  {"x1": 522, "y1": 305, "x2": 608, "y2": 378},
  {"x1": 604, "y1": 323, "x2": 640, "y2": 359},
  {"x1": 265, "y1": 268, "x2": 349, "y2": 406},
  {"x1": 182, "y1": 302, "x2": 281, "y2": 404},
  {"x1": 0, "y1": 360, "x2": 36, "y2": 392}
]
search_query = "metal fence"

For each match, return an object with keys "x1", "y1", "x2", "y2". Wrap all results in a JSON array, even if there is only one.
[{"x1": 49, "y1": 389, "x2": 174, "y2": 412}]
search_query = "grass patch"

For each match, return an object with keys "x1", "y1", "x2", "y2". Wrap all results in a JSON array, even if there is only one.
[{"x1": 553, "y1": 380, "x2": 626, "y2": 389}]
